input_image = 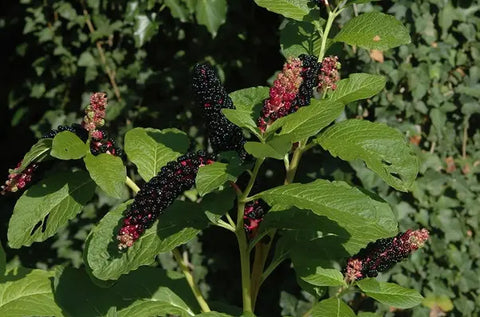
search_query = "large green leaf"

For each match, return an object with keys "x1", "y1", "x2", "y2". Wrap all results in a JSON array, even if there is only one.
[
  {"x1": 244, "y1": 138, "x2": 291, "y2": 160},
  {"x1": 85, "y1": 193, "x2": 232, "y2": 281},
  {"x1": 51, "y1": 131, "x2": 88, "y2": 160},
  {"x1": 316, "y1": 119, "x2": 418, "y2": 191},
  {"x1": 0, "y1": 269, "x2": 63, "y2": 316},
  {"x1": 265, "y1": 99, "x2": 344, "y2": 142},
  {"x1": 258, "y1": 179, "x2": 397, "y2": 253},
  {"x1": 12, "y1": 138, "x2": 52, "y2": 174},
  {"x1": 280, "y1": 20, "x2": 322, "y2": 58},
  {"x1": 195, "y1": 0, "x2": 227, "y2": 37},
  {"x1": 222, "y1": 109, "x2": 262, "y2": 139},
  {"x1": 84, "y1": 153, "x2": 127, "y2": 199},
  {"x1": 55, "y1": 267, "x2": 196, "y2": 316},
  {"x1": 334, "y1": 12, "x2": 411, "y2": 50},
  {"x1": 301, "y1": 268, "x2": 345, "y2": 287},
  {"x1": 254, "y1": 0, "x2": 311, "y2": 21},
  {"x1": 124, "y1": 127, "x2": 189, "y2": 182},
  {"x1": 330, "y1": 73, "x2": 386, "y2": 105},
  {"x1": 229, "y1": 86, "x2": 269, "y2": 112},
  {"x1": 356, "y1": 278, "x2": 424, "y2": 309},
  {"x1": 8, "y1": 170, "x2": 96, "y2": 248},
  {"x1": 310, "y1": 298, "x2": 355, "y2": 317},
  {"x1": 196, "y1": 160, "x2": 247, "y2": 196}
]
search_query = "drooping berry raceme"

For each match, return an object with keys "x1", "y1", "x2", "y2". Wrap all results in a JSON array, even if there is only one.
[
  {"x1": 317, "y1": 56, "x2": 341, "y2": 94},
  {"x1": 117, "y1": 151, "x2": 215, "y2": 249},
  {"x1": 344, "y1": 228, "x2": 429, "y2": 283},
  {"x1": 82, "y1": 92, "x2": 108, "y2": 136},
  {"x1": 192, "y1": 63, "x2": 247, "y2": 158},
  {"x1": 41, "y1": 123, "x2": 89, "y2": 142},
  {"x1": 1, "y1": 161, "x2": 38, "y2": 195},
  {"x1": 89, "y1": 130, "x2": 123, "y2": 157},
  {"x1": 243, "y1": 200, "x2": 269, "y2": 239},
  {"x1": 258, "y1": 54, "x2": 322, "y2": 132}
]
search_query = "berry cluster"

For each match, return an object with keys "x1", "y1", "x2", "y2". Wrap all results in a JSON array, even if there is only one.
[
  {"x1": 317, "y1": 56, "x2": 340, "y2": 93},
  {"x1": 192, "y1": 63, "x2": 246, "y2": 158},
  {"x1": 89, "y1": 130, "x2": 123, "y2": 157},
  {"x1": 117, "y1": 151, "x2": 215, "y2": 249},
  {"x1": 243, "y1": 200, "x2": 268, "y2": 239},
  {"x1": 344, "y1": 228, "x2": 429, "y2": 283},
  {"x1": 258, "y1": 54, "x2": 321, "y2": 131},
  {"x1": 82, "y1": 92, "x2": 107, "y2": 134},
  {"x1": 1, "y1": 161, "x2": 38, "y2": 195},
  {"x1": 41, "y1": 123, "x2": 89, "y2": 142}
]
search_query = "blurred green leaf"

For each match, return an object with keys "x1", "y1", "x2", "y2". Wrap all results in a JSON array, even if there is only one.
[
  {"x1": 310, "y1": 298, "x2": 355, "y2": 317},
  {"x1": 195, "y1": 0, "x2": 227, "y2": 37},
  {"x1": 254, "y1": 0, "x2": 311, "y2": 21}
]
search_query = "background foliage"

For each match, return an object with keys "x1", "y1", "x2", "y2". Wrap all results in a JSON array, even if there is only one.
[{"x1": 0, "y1": 0, "x2": 479, "y2": 316}]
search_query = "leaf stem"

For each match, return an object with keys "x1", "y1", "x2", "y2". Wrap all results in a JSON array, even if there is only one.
[
  {"x1": 172, "y1": 248, "x2": 211, "y2": 313},
  {"x1": 318, "y1": 4, "x2": 342, "y2": 62},
  {"x1": 125, "y1": 176, "x2": 140, "y2": 194}
]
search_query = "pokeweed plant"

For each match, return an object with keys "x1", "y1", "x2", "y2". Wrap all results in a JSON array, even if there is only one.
[{"x1": 1, "y1": 0, "x2": 430, "y2": 316}]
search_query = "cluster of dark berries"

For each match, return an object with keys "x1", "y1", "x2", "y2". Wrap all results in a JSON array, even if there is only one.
[
  {"x1": 243, "y1": 200, "x2": 269, "y2": 239},
  {"x1": 258, "y1": 54, "x2": 322, "y2": 131},
  {"x1": 192, "y1": 63, "x2": 247, "y2": 158},
  {"x1": 1, "y1": 161, "x2": 38, "y2": 195},
  {"x1": 41, "y1": 123, "x2": 89, "y2": 142},
  {"x1": 89, "y1": 130, "x2": 123, "y2": 157},
  {"x1": 344, "y1": 229, "x2": 429, "y2": 283},
  {"x1": 117, "y1": 151, "x2": 215, "y2": 249}
]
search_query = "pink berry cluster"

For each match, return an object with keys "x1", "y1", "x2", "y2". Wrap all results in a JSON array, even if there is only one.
[
  {"x1": 243, "y1": 200, "x2": 268, "y2": 238},
  {"x1": 1, "y1": 161, "x2": 38, "y2": 195},
  {"x1": 345, "y1": 228, "x2": 429, "y2": 283},
  {"x1": 317, "y1": 56, "x2": 340, "y2": 93},
  {"x1": 82, "y1": 92, "x2": 107, "y2": 136},
  {"x1": 117, "y1": 151, "x2": 215, "y2": 249}
]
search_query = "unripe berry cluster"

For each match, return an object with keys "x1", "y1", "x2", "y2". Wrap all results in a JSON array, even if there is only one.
[
  {"x1": 1, "y1": 161, "x2": 38, "y2": 195},
  {"x1": 82, "y1": 92, "x2": 107, "y2": 135},
  {"x1": 317, "y1": 56, "x2": 341, "y2": 93},
  {"x1": 344, "y1": 228, "x2": 429, "y2": 283},
  {"x1": 117, "y1": 151, "x2": 215, "y2": 249},
  {"x1": 192, "y1": 64, "x2": 247, "y2": 158}
]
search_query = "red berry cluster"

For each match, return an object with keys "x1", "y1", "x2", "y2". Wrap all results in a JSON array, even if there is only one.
[
  {"x1": 1, "y1": 161, "x2": 38, "y2": 195},
  {"x1": 192, "y1": 64, "x2": 247, "y2": 158},
  {"x1": 317, "y1": 56, "x2": 340, "y2": 93},
  {"x1": 89, "y1": 130, "x2": 122, "y2": 157},
  {"x1": 82, "y1": 92, "x2": 107, "y2": 135},
  {"x1": 117, "y1": 151, "x2": 215, "y2": 249},
  {"x1": 243, "y1": 200, "x2": 268, "y2": 239},
  {"x1": 258, "y1": 54, "x2": 321, "y2": 131},
  {"x1": 344, "y1": 228, "x2": 429, "y2": 283}
]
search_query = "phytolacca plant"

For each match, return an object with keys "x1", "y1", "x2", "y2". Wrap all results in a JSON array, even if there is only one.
[{"x1": 3, "y1": 1, "x2": 426, "y2": 316}]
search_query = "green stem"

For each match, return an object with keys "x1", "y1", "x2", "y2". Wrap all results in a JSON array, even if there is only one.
[
  {"x1": 318, "y1": 5, "x2": 341, "y2": 62},
  {"x1": 172, "y1": 248, "x2": 211, "y2": 313},
  {"x1": 285, "y1": 142, "x2": 305, "y2": 184},
  {"x1": 125, "y1": 176, "x2": 140, "y2": 194},
  {"x1": 240, "y1": 159, "x2": 264, "y2": 201}
]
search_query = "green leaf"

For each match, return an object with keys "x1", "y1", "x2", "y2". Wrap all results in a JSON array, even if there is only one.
[
  {"x1": 330, "y1": 73, "x2": 386, "y2": 105},
  {"x1": 316, "y1": 119, "x2": 418, "y2": 191},
  {"x1": 301, "y1": 268, "x2": 346, "y2": 287},
  {"x1": 280, "y1": 20, "x2": 322, "y2": 58},
  {"x1": 334, "y1": 12, "x2": 411, "y2": 50},
  {"x1": 258, "y1": 179, "x2": 397, "y2": 253},
  {"x1": 85, "y1": 194, "x2": 231, "y2": 280},
  {"x1": 0, "y1": 269, "x2": 63, "y2": 316},
  {"x1": 229, "y1": 86, "x2": 269, "y2": 112},
  {"x1": 254, "y1": 0, "x2": 311, "y2": 21},
  {"x1": 134, "y1": 14, "x2": 159, "y2": 47},
  {"x1": 12, "y1": 138, "x2": 52, "y2": 174},
  {"x1": 196, "y1": 160, "x2": 247, "y2": 196},
  {"x1": 311, "y1": 298, "x2": 355, "y2": 317},
  {"x1": 8, "y1": 170, "x2": 96, "y2": 248},
  {"x1": 51, "y1": 131, "x2": 88, "y2": 160},
  {"x1": 195, "y1": 0, "x2": 227, "y2": 37},
  {"x1": 124, "y1": 127, "x2": 189, "y2": 182},
  {"x1": 84, "y1": 153, "x2": 127, "y2": 199},
  {"x1": 266, "y1": 99, "x2": 344, "y2": 142},
  {"x1": 356, "y1": 278, "x2": 424, "y2": 309},
  {"x1": 0, "y1": 243, "x2": 5, "y2": 277},
  {"x1": 164, "y1": 0, "x2": 189, "y2": 22},
  {"x1": 244, "y1": 138, "x2": 291, "y2": 160},
  {"x1": 55, "y1": 267, "x2": 195, "y2": 316},
  {"x1": 222, "y1": 109, "x2": 262, "y2": 139},
  {"x1": 197, "y1": 313, "x2": 233, "y2": 317}
]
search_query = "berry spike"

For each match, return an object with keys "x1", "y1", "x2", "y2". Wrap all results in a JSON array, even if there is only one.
[
  {"x1": 117, "y1": 151, "x2": 215, "y2": 249},
  {"x1": 344, "y1": 228, "x2": 429, "y2": 283},
  {"x1": 243, "y1": 200, "x2": 269, "y2": 239},
  {"x1": 258, "y1": 54, "x2": 322, "y2": 132},
  {"x1": 41, "y1": 123, "x2": 89, "y2": 142},
  {"x1": 89, "y1": 129, "x2": 123, "y2": 157},
  {"x1": 1, "y1": 161, "x2": 38, "y2": 195},
  {"x1": 192, "y1": 63, "x2": 246, "y2": 158}
]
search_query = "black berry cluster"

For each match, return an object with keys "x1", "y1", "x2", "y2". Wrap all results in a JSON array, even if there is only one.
[
  {"x1": 243, "y1": 200, "x2": 269, "y2": 238},
  {"x1": 89, "y1": 130, "x2": 123, "y2": 157},
  {"x1": 192, "y1": 63, "x2": 247, "y2": 158},
  {"x1": 41, "y1": 123, "x2": 89, "y2": 142},
  {"x1": 344, "y1": 229, "x2": 429, "y2": 283},
  {"x1": 293, "y1": 54, "x2": 322, "y2": 111},
  {"x1": 117, "y1": 151, "x2": 215, "y2": 249}
]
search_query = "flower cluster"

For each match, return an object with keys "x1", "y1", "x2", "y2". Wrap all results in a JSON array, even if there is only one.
[
  {"x1": 344, "y1": 228, "x2": 429, "y2": 283},
  {"x1": 258, "y1": 54, "x2": 321, "y2": 131},
  {"x1": 317, "y1": 56, "x2": 340, "y2": 93},
  {"x1": 1, "y1": 161, "x2": 38, "y2": 195},
  {"x1": 117, "y1": 151, "x2": 215, "y2": 249},
  {"x1": 243, "y1": 200, "x2": 268, "y2": 238},
  {"x1": 192, "y1": 63, "x2": 246, "y2": 158},
  {"x1": 82, "y1": 92, "x2": 107, "y2": 135}
]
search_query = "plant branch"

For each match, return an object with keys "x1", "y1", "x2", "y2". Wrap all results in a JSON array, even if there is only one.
[
  {"x1": 172, "y1": 248, "x2": 211, "y2": 313},
  {"x1": 462, "y1": 120, "x2": 469, "y2": 159},
  {"x1": 125, "y1": 176, "x2": 140, "y2": 194},
  {"x1": 81, "y1": 5, "x2": 122, "y2": 102},
  {"x1": 318, "y1": 4, "x2": 342, "y2": 62}
]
